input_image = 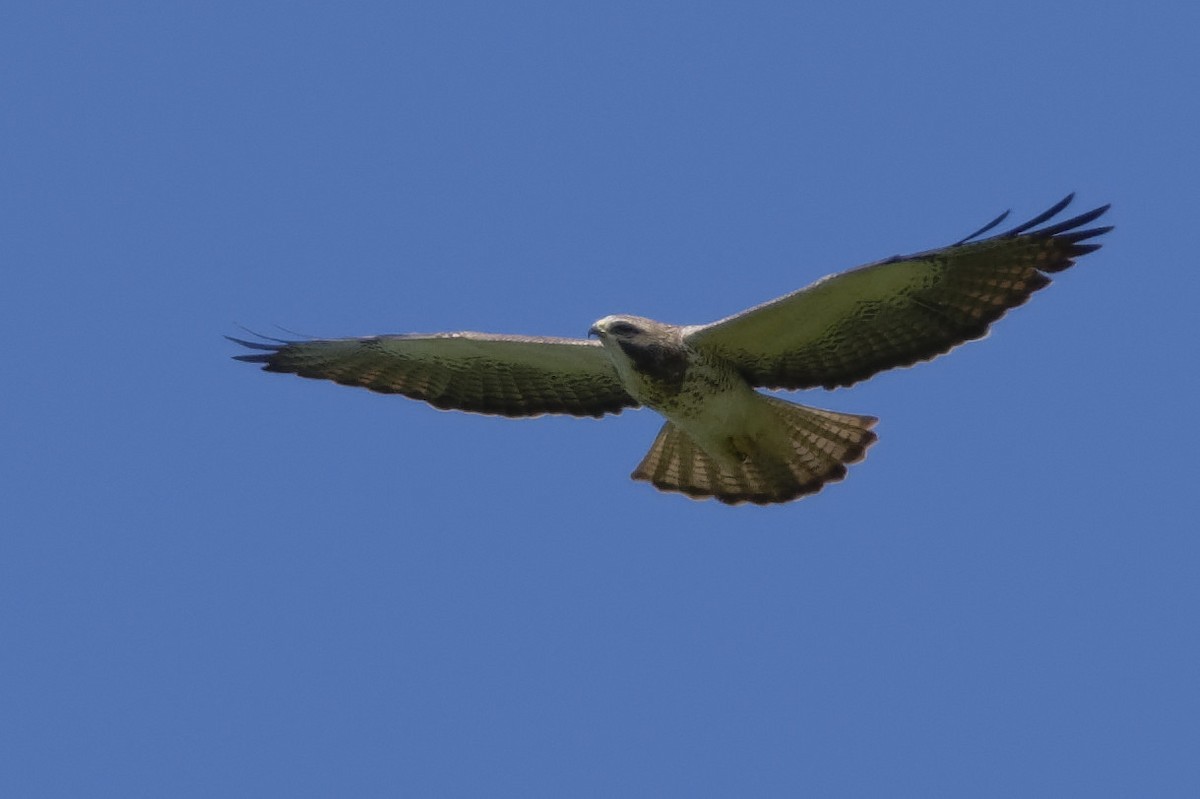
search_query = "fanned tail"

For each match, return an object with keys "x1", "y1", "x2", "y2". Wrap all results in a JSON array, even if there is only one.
[{"x1": 631, "y1": 397, "x2": 878, "y2": 505}]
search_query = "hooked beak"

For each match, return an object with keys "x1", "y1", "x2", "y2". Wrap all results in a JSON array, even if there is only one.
[{"x1": 588, "y1": 324, "x2": 603, "y2": 338}]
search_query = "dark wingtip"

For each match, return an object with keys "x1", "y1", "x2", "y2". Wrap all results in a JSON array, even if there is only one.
[
  {"x1": 1001, "y1": 193, "x2": 1075, "y2": 237},
  {"x1": 1034, "y1": 204, "x2": 1111, "y2": 238},
  {"x1": 959, "y1": 194, "x2": 1112, "y2": 248},
  {"x1": 226, "y1": 331, "x2": 290, "y2": 365},
  {"x1": 225, "y1": 335, "x2": 282, "y2": 351},
  {"x1": 955, "y1": 208, "x2": 1012, "y2": 245}
]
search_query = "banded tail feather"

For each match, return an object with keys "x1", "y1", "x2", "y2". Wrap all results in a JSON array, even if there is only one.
[{"x1": 632, "y1": 396, "x2": 878, "y2": 505}]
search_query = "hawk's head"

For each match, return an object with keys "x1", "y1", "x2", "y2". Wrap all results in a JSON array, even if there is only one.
[
  {"x1": 588, "y1": 315, "x2": 688, "y2": 388},
  {"x1": 588, "y1": 315, "x2": 664, "y2": 344}
]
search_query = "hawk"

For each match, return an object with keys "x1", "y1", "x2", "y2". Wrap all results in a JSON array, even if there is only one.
[{"x1": 231, "y1": 195, "x2": 1110, "y2": 505}]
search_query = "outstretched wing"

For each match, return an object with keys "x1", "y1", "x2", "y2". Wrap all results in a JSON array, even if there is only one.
[
  {"x1": 229, "y1": 331, "x2": 637, "y2": 418},
  {"x1": 685, "y1": 195, "x2": 1112, "y2": 390}
]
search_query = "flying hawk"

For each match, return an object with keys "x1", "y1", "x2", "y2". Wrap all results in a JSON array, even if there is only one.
[{"x1": 231, "y1": 195, "x2": 1110, "y2": 505}]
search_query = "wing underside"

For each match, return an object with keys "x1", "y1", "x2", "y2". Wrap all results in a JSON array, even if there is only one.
[
  {"x1": 230, "y1": 331, "x2": 638, "y2": 418},
  {"x1": 686, "y1": 194, "x2": 1112, "y2": 390}
]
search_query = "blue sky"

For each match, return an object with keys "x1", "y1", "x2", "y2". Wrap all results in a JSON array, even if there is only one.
[{"x1": 4, "y1": 2, "x2": 1199, "y2": 795}]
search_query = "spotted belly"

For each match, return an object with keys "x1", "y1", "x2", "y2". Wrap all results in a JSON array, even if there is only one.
[{"x1": 636, "y1": 359, "x2": 791, "y2": 470}]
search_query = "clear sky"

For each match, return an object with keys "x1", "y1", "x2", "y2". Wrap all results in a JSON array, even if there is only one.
[{"x1": 4, "y1": 2, "x2": 1198, "y2": 796}]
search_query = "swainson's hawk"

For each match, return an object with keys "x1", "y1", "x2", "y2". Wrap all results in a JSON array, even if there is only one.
[{"x1": 231, "y1": 195, "x2": 1110, "y2": 504}]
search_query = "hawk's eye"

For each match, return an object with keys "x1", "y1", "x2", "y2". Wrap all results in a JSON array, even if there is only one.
[{"x1": 609, "y1": 321, "x2": 639, "y2": 336}]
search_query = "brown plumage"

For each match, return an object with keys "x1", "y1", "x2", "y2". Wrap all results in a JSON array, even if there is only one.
[
  {"x1": 632, "y1": 400, "x2": 878, "y2": 505},
  {"x1": 231, "y1": 195, "x2": 1111, "y2": 505}
]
